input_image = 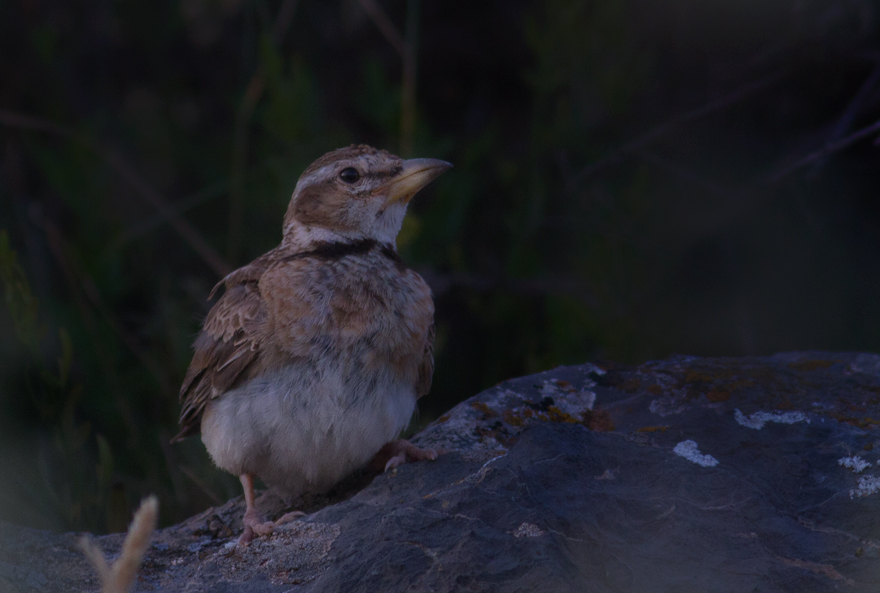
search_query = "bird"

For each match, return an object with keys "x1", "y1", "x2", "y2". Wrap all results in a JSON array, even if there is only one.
[{"x1": 172, "y1": 145, "x2": 451, "y2": 544}]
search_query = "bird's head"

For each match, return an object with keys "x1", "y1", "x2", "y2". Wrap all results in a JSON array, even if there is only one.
[{"x1": 282, "y1": 145, "x2": 451, "y2": 247}]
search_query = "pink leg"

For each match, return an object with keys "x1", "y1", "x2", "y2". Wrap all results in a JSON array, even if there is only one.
[
  {"x1": 238, "y1": 473, "x2": 304, "y2": 545},
  {"x1": 374, "y1": 439, "x2": 439, "y2": 472}
]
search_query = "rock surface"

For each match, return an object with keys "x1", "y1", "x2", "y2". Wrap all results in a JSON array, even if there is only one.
[{"x1": 3, "y1": 351, "x2": 880, "y2": 592}]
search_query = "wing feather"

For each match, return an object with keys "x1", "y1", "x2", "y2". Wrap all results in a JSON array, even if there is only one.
[{"x1": 172, "y1": 260, "x2": 270, "y2": 442}]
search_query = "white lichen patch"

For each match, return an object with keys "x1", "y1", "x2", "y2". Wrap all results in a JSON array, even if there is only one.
[
  {"x1": 512, "y1": 523, "x2": 546, "y2": 538},
  {"x1": 673, "y1": 440, "x2": 719, "y2": 467},
  {"x1": 539, "y1": 379, "x2": 597, "y2": 412},
  {"x1": 734, "y1": 409, "x2": 810, "y2": 430},
  {"x1": 838, "y1": 456, "x2": 872, "y2": 474},
  {"x1": 649, "y1": 396, "x2": 689, "y2": 417},
  {"x1": 850, "y1": 475, "x2": 880, "y2": 499}
]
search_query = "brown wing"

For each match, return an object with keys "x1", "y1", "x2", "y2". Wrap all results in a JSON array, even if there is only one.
[
  {"x1": 172, "y1": 265, "x2": 270, "y2": 442},
  {"x1": 416, "y1": 322, "x2": 435, "y2": 398}
]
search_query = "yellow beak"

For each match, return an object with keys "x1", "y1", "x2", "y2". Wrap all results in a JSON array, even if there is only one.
[{"x1": 382, "y1": 158, "x2": 452, "y2": 208}]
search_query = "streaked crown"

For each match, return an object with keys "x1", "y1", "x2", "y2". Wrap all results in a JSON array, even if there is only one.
[{"x1": 282, "y1": 145, "x2": 451, "y2": 247}]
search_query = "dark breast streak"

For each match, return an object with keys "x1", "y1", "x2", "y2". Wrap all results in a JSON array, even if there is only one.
[{"x1": 282, "y1": 239, "x2": 405, "y2": 270}]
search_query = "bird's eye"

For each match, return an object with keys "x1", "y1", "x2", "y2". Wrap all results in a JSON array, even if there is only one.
[{"x1": 339, "y1": 167, "x2": 360, "y2": 184}]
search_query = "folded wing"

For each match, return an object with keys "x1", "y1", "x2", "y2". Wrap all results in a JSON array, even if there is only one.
[{"x1": 173, "y1": 262, "x2": 269, "y2": 442}]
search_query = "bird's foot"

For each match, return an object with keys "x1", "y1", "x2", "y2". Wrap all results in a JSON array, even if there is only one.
[
  {"x1": 374, "y1": 439, "x2": 439, "y2": 472},
  {"x1": 238, "y1": 509, "x2": 305, "y2": 545}
]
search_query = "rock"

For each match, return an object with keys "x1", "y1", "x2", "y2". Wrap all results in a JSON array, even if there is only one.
[{"x1": 3, "y1": 352, "x2": 880, "y2": 591}]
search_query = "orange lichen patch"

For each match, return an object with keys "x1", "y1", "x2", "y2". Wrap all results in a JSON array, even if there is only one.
[
  {"x1": 677, "y1": 365, "x2": 765, "y2": 401},
  {"x1": 706, "y1": 390, "x2": 730, "y2": 403},
  {"x1": 502, "y1": 409, "x2": 526, "y2": 427},
  {"x1": 831, "y1": 414, "x2": 880, "y2": 429},
  {"x1": 582, "y1": 409, "x2": 615, "y2": 432},
  {"x1": 864, "y1": 443, "x2": 874, "y2": 451},
  {"x1": 788, "y1": 360, "x2": 839, "y2": 372},
  {"x1": 494, "y1": 401, "x2": 585, "y2": 430},
  {"x1": 551, "y1": 380, "x2": 577, "y2": 393},
  {"x1": 541, "y1": 406, "x2": 580, "y2": 424},
  {"x1": 647, "y1": 384, "x2": 663, "y2": 395},
  {"x1": 636, "y1": 425, "x2": 669, "y2": 433},
  {"x1": 681, "y1": 366, "x2": 759, "y2": 386},
  {"x1": 471, "y1": 401, "x2": 497, "y2": 418},
  {"x1": 474, "y1": 422, "x2": 517, "y2": 447},
  {"x1": 857, "y1": 417, "x2": 880, "y2": 429},
  {"x1": 437, "y1": 414, "x2": 450, "y2": 423}
]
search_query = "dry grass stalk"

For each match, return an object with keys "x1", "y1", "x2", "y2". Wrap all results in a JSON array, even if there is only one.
[{"x1": 79, "y1": 495, "x2": 159, "y2": 593}]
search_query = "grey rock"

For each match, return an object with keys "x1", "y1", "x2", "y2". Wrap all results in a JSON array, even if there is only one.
[{"x1": 2, "y1": 352, "x2": 880, "y2": 591}]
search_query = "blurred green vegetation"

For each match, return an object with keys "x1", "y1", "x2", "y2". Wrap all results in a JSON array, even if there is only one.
[{"x1": 1, "y1": 0, "x2": 879, "y2": 533}]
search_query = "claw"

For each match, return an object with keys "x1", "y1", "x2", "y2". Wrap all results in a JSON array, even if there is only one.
[
  {"x1": 237, "y1": 473, "x2": 304, "y2": 545},
  {"x1": 376, "y1": 439, "x2": 439, "y2": 472}
]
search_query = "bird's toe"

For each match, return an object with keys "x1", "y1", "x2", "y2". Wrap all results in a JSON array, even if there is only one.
[{"x1": 378, "y1": 439, "x2": 440, "y2": 472}]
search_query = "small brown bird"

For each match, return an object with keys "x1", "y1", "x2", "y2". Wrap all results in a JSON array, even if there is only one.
[{"x1": 173, "y1": 145, "x2": 450, "y2": 543}]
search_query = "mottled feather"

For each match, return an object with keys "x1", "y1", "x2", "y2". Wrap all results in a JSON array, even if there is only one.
[
  {"x1": 174, "y1": 241, "x2": 434, "y2": 441},
  {"x1": 173, "y1": 252, "x2": 278, "y2": 441}
]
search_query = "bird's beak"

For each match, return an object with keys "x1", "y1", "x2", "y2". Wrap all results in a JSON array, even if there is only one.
[{"x1": 382, "y1": 158, "x2": 452, "y2": 208}]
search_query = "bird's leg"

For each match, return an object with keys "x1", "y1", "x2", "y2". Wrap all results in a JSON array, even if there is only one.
[
  {"x1": 238, "y1": 473, "x2": 304, "y2": 545},
  {"x1": 374, "y1": 439, "x2": 439, "y2": 472}
]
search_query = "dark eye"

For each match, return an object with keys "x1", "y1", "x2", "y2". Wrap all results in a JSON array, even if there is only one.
[{"x1": 339, "y1": 167, "x2": 360, "y2": 183}]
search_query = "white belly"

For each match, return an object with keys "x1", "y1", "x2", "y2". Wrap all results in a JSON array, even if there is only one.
[{"x1": 200, "y1": 363, "x2": 416, "y2": 494}]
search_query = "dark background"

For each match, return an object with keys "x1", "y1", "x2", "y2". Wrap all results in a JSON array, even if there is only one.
[{"x1": 1, "y1": 0, "x2": 878, "y2": 534}]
